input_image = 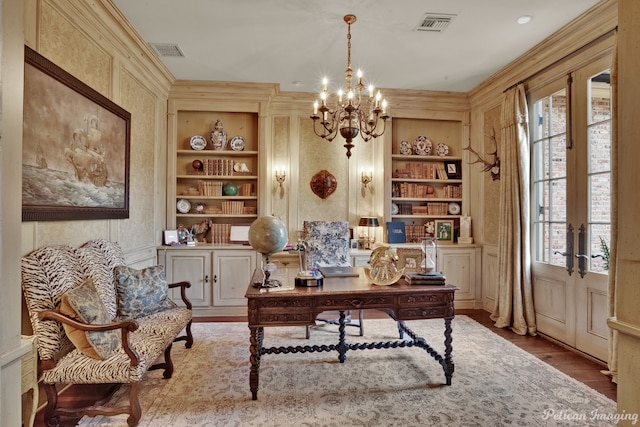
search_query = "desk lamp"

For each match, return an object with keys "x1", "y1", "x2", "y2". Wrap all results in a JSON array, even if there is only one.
[{"x1": 358, "y1": 216, "x2": 380, "y2": 249}]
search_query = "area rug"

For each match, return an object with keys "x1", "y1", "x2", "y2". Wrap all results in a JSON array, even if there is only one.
[{"x1": 77, "y1": 316, "x2": 617, "y2": 426}]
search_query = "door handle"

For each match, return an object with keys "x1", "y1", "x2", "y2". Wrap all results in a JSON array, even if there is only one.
[
  {"x1": 576, "y1": 224, "x2": 587, "y2": 278},
  {"x1": 554, "y1": 251, "x2": 571, "y2": 257},
  {"x1": 554, "y1": 224, "x2": 574, "y2": 276}
]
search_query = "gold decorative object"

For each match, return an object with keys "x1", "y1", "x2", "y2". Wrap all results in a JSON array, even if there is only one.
[
  {"x1": 310, "y1": 15, "x2": 389, "y2": 158},
  {"x1": 365, "y1": 244, "x2": 404, "y2": 286}
]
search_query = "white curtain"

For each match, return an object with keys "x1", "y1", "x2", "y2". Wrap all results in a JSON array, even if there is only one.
[
  {"x1": 603, "y1": 34, "x2": 618, "y2": 384},
  {"x1": 491, "y1": 84, "x2": 537, "y2": 336}
]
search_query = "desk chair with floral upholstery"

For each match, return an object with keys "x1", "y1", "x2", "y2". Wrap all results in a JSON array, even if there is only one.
[{"x1": 303, "y1": 220, "x2": 364, "y2": 337}]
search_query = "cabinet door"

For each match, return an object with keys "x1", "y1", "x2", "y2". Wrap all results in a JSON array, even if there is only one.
[
  {"x1": 162, "y1": 250, "x2": 212, "y2": 308},
  {"x1": 439, "y1": 247, "x2": 478, "y2": 302},
  {"x1": 213, "y1": 249, "x2": 257, "y2": 306}
]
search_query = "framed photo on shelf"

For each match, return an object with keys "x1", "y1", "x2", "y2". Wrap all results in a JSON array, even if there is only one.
[
  {"x1": 444, "y1": 160, "x2": 461, "y2": 179},
  {"x1": 435, "y1": 220, "x2": 455, "y2": 244},
  {"x1": 396, "y1": 248, "x2": 423, "y2": 275}
]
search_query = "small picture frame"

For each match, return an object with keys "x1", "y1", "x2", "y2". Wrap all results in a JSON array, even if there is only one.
[
  {"x1": 163, "y1": 230, "x2": 179, "y2": 245},
  {"x1": 350, "y1": 239, "x2": 358, "y2": 250},
  {"x1": 435, "y1": 220, "x2": 455, "y2": 244},
  {"x1": 396, "y1": 248, "x2": 423, "y2": 275},
  {"x1": 444, "y1": 160, "x2": 461, "y2": 179}
]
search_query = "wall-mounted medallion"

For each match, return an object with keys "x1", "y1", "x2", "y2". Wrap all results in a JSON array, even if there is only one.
[{"x1": 310, "y1": 170, "x2": 337, "y2": 199}]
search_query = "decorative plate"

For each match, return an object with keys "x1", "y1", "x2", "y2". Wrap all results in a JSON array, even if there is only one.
[
  {"x1": 189, "y1": 135, "x2": 207, "y2": 151},
  {"x1": 176, "y1": 199, "x2": 191, "y2": 214},
  {"x1": 230, "y1": 135, "x2": 246, "y2": 151},
  {"x1": 448, "y1": 202, "x2": 461, "y2": 215},
  {"x1": 436, "y1": 142, "x2": 450, "y2": 157},
  {"x1": 391, "y1": 203, "x2": 399, "y2": 215},
  {"x1": 413, "y1": 136, "x2": 432, "y2": 155},
  {"x1": 399, "y1": 140, "x2": 412, "y2": 155}
]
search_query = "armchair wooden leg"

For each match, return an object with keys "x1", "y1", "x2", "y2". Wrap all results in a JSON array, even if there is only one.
[
  {"x1": 43, "y1": 383, "x2": 60, "y2": 427},
  {"x1": 173, "y1": 320, "x2": 194, "y2": 348},
  {"x1": 126, "y1": 382, "x2": 141, "y2": 427}
]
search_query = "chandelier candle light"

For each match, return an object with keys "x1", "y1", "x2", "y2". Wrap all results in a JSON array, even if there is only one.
[{"x1": 310, "y1": 14, "x2": 389, "y2": 158}]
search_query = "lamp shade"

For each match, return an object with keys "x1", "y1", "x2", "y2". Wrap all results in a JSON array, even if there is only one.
[{"x1": 358, "y1": 217, "x2": 380, "y2": 227}]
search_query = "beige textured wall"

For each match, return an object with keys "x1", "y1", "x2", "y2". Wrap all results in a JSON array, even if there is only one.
[
  {"x1": 297, "y1": 117, "x2": 352, "y2": 224},
  {"x1": 21, "y1": 0, "x2": 172, "y2": 262},
  {"x1": 481, "y1": 106, "x2": 502, "y2": 245},
  {"x1": 271, "y1": 116, "x2": 290, "y2": 224}
]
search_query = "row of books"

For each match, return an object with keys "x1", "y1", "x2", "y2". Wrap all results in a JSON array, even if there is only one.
[
  {"x1": 393, "y1": 182, "x2": 437, "y2": 198},
  {"x1": 406, "y1": 224, "x2": 430, "y2": 242},
  {"x1": 387, "y1": 222, "x2": 435, "y2": 244},
  {"x1": 197, "y1": 181, "x2": 253, "y2": 197},
  {"x1": 392, "y1": 183, "x2": 461, "y2": 199},
  {"x1": 443, "y1": 184, "x2": 462, "y2": 198},
  {"x1": 395, "y1": 202, "x2": 458, "y2": 216},
  {"x1": 392, "y1": 163, "x2": 450, "y2": 180},
  {"x1": 208, "y1": 223, "x2": 232, "y2": 244},
  {"x1": 189, "y1": 159, "x2": 235, "y2": 176},
  {"x1": 221, "y1": 201, "x2": 245, "y2": 215},
  {"x1": 199, "y1": 181, "x2": 223, "y2": 196}
]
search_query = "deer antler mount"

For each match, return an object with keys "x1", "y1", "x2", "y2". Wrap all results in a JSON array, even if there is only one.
[{"x1": 464, "y1": 128, "x2": 500, "y2": 180}]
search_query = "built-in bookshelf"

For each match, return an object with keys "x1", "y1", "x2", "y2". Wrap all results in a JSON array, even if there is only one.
[
  {"x1": 167, "y1": 104, "x2": 260, "y2": 244},
  {"x1": 386, "y1": 117, "x2": 467, "y2": 243}
]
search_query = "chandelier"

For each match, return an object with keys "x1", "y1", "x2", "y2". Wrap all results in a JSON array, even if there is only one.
[{"x1": 310, "y1": 14, "x2": 389, "y2": 158}]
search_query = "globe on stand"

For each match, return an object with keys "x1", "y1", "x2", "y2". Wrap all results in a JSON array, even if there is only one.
[{"x1": 248, "y1": 216, "x2": 288, "y2": 288}]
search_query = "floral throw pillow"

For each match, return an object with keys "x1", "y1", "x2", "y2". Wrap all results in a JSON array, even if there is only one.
[
  {"x1": 59, "y1": 278, "x2": 121, "y2": 360},
  {"x1": 114, "y1": 265, "x2": 174, "y2": 319}
]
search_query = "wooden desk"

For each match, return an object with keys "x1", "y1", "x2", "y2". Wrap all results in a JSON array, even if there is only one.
[{"x1": 245, "y1": 269, "x2": 457, "y2": 400}]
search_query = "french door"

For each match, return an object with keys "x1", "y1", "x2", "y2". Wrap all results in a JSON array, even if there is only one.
[{"x1": 530, "y1": 55, "x2": 611, "y2": 361}]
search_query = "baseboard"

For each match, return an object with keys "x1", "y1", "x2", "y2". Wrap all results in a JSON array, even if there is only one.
[{"x1": 536, "y1": 331, "x2": 608, "y2": 367}]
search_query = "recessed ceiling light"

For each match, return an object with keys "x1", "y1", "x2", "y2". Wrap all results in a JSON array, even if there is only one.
[{"x1": 517, "y1": 15, "x2": 532, "y2": 25}]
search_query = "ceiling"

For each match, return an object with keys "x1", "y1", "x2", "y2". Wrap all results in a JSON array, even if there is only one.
[{"x1": 113, "y1": 0, "x2": 601, "y2": 94}]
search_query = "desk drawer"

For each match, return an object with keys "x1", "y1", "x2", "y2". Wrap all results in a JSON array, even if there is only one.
[
  {"x1": 398, "y1": 292, "x2": 449, "y2": 305},
  {"x1": 397, "y1": 306, "x2": 451, "y2": 320},
  {"x1": 258, "y1": 311, "x2": 315, "y2": 325}
]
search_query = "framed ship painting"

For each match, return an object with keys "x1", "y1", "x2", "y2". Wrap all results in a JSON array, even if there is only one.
[{"x1": 22, "y1": 46, "x2": 130, "y2": 221}]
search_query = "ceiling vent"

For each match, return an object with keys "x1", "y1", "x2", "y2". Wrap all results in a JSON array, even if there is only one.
[
  {"x1": 415, "y1": 13, "x2": 456, "y2": 32},
  {"x1": 150, "y1": 43, "x2": 185, "y2": 57}
]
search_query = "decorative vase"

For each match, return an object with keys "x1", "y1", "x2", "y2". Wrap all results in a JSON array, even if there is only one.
[
  {"x1": 223, "y1": 182, "x2": 238, "y2": 196},
  {"x1": 210, "y1": 119, "x2": 228, "y2": 150}
]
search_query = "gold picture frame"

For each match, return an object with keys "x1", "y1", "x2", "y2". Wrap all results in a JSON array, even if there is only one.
[{"x1": 396, "y1": 248, "x2": 423, "y2": 275}]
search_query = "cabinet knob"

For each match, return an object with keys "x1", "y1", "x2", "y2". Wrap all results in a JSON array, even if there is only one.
[
  {"x1": 205, "y1": 275, "x2": 209, "y2": 284},
  {"x1": 213, "y1": 275, "x2": 217, "y2": 283}
]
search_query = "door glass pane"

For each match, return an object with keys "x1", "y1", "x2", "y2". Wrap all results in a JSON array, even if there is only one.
[
  {"x1": 587, "y1": 71, "x2": 611, "y2": 273},
  {"x1": 532, "y1": 88, "x2": 567, "y2": 267}
]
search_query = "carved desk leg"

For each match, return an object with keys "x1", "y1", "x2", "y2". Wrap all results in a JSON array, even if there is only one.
[
  {"x1": 249, "y1": 326, "x2": 264, "y2": 400},
  {"x1": 337, "y1": 311, "x2": 348, "y2": 363},
  {"x1": 443, "y1": 316, "x2": 455, "y2": 385}
]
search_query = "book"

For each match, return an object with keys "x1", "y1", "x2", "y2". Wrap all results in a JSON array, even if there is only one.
[
  {"x1": 318, "y1": 267, "x2": 360, "y2": 277},
  {"x1": 405, "y1": 271, "x2": 446, "y2": 285},
  {"x1": 386, "y1": 221, "x2": 407, "y2": 244}
]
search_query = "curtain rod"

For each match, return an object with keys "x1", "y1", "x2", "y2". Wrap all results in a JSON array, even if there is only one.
[{"x1": 503, "y1": 27, "x2": 618, "y2": 93}]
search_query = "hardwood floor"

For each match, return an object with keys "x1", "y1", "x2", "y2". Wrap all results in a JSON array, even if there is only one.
[
  {"x1": 456, "y1": 309, "x2": 617, "y2": 401},
  {"x1": 33, "y1": 309, "x2": 616, "y2": 426}
]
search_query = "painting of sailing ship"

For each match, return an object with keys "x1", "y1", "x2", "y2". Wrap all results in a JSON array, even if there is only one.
[{"x1": 22, "y1": 47, "x2": 130, "y2": 221}]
